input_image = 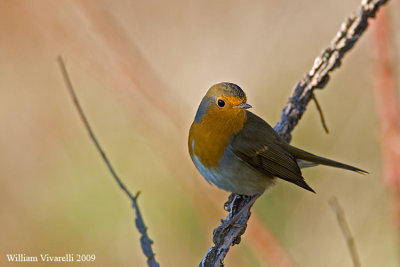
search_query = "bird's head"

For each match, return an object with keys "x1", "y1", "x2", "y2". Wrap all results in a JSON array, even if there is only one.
[{"x1": 194, "y1": 82, "x2": 252, "y2": 123}]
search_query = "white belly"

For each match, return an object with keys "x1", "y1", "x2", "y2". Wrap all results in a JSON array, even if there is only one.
[{"x1": 191, "y1": 151, "x2": 276, "y2": 196}]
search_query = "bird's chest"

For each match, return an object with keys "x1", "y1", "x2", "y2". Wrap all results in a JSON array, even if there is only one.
[
  {"x1": 190, "y1": 131, "x2": 229, "y2": 169},
  {"x1": 189, "y1": 114, "x2": 245, "y2": 169}
]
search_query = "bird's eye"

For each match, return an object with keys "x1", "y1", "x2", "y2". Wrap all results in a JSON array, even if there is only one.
[{"x1": 217, "y1": 99, "x2": 225, "y2": 107}]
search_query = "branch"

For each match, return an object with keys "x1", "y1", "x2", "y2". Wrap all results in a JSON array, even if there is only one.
[
  {"x1": 200, "y1": 0, "x2": 389, "y2": 266},
  {"x1": 312, "y1": 94, "x2": 330, "y2": 134},
  {"x1": 329, "y1": 197, "x2": 362, "y2": 267},
  {"x1": 57, "y1": 56, "x2": 159, "y2": 267}
]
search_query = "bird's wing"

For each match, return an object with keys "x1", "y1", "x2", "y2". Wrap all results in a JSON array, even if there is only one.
[{"x1": 230, "y1": 111, "x2": 315, "y2": 192}]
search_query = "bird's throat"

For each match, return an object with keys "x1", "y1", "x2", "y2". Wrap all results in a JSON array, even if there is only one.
[{"x1": 189, "y1": 109, "x2": 247, "y2": 168}]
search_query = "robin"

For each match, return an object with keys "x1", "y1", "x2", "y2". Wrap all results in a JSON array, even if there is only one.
[{"x1": 188, "y1": 82, "x2": 366, "y2": 196}]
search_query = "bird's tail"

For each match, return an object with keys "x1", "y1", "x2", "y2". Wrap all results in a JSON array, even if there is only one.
[{"x1": 287, "y1": 145, "x2": 368, "y2": 174}]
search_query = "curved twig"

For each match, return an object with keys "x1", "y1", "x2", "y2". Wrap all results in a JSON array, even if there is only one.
[{"x1": 57, "y1": 56, "x2": 159, "y2": 267}]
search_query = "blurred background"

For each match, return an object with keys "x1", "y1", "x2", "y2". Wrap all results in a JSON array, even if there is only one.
[{"x1": 1, "y1": 0, "x2": 399, "y2": 266}]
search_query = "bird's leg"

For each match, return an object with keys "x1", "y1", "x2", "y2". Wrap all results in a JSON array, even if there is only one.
[{"x1": 226, "y1": 193, "x2": 261, "y2": 227}]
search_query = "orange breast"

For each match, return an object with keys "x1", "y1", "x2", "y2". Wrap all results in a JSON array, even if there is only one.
[{"x1": 189, "y1": 107, "x2": 247, "y2": 168}]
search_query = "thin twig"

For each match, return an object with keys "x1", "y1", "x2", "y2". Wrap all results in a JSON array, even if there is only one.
[
  {"x1": 329, "y1": 197, "x2": 362, "y2": 267},
  {"x1": 57, "y1": 56, "x2": 159, "y2": 267},
  {"x1": 312, "y1": 94, "x2": 330, "y2": 133},
  {"x1": 200, "y1": 0, "x2": 389, "y2": 265}
]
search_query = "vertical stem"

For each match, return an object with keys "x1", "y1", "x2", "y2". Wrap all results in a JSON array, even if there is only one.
[
  {"x1": 370, "y1": 9, "x2": 400, "y2": 229},
  {"x1": 329, "y1": 197, "x2": 362, "y2": 267}
]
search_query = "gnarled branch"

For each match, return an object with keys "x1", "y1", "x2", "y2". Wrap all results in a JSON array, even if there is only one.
[{"x1": 200, "y1": 0, "x2": 389, "y2": 266}]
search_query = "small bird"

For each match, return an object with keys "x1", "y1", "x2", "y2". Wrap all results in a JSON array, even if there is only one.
[{"x1": 188, "y1": 82, "x2": 367, "y2": 196}]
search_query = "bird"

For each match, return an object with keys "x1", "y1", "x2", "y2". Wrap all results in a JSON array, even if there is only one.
[{"x1": 188, "y1": 82, "x2": 367, "y2": 196}]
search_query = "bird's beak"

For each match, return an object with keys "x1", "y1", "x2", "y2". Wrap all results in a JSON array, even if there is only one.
[{"x1": 235, "y1": 103, "x2": 252, "y2": 109}]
